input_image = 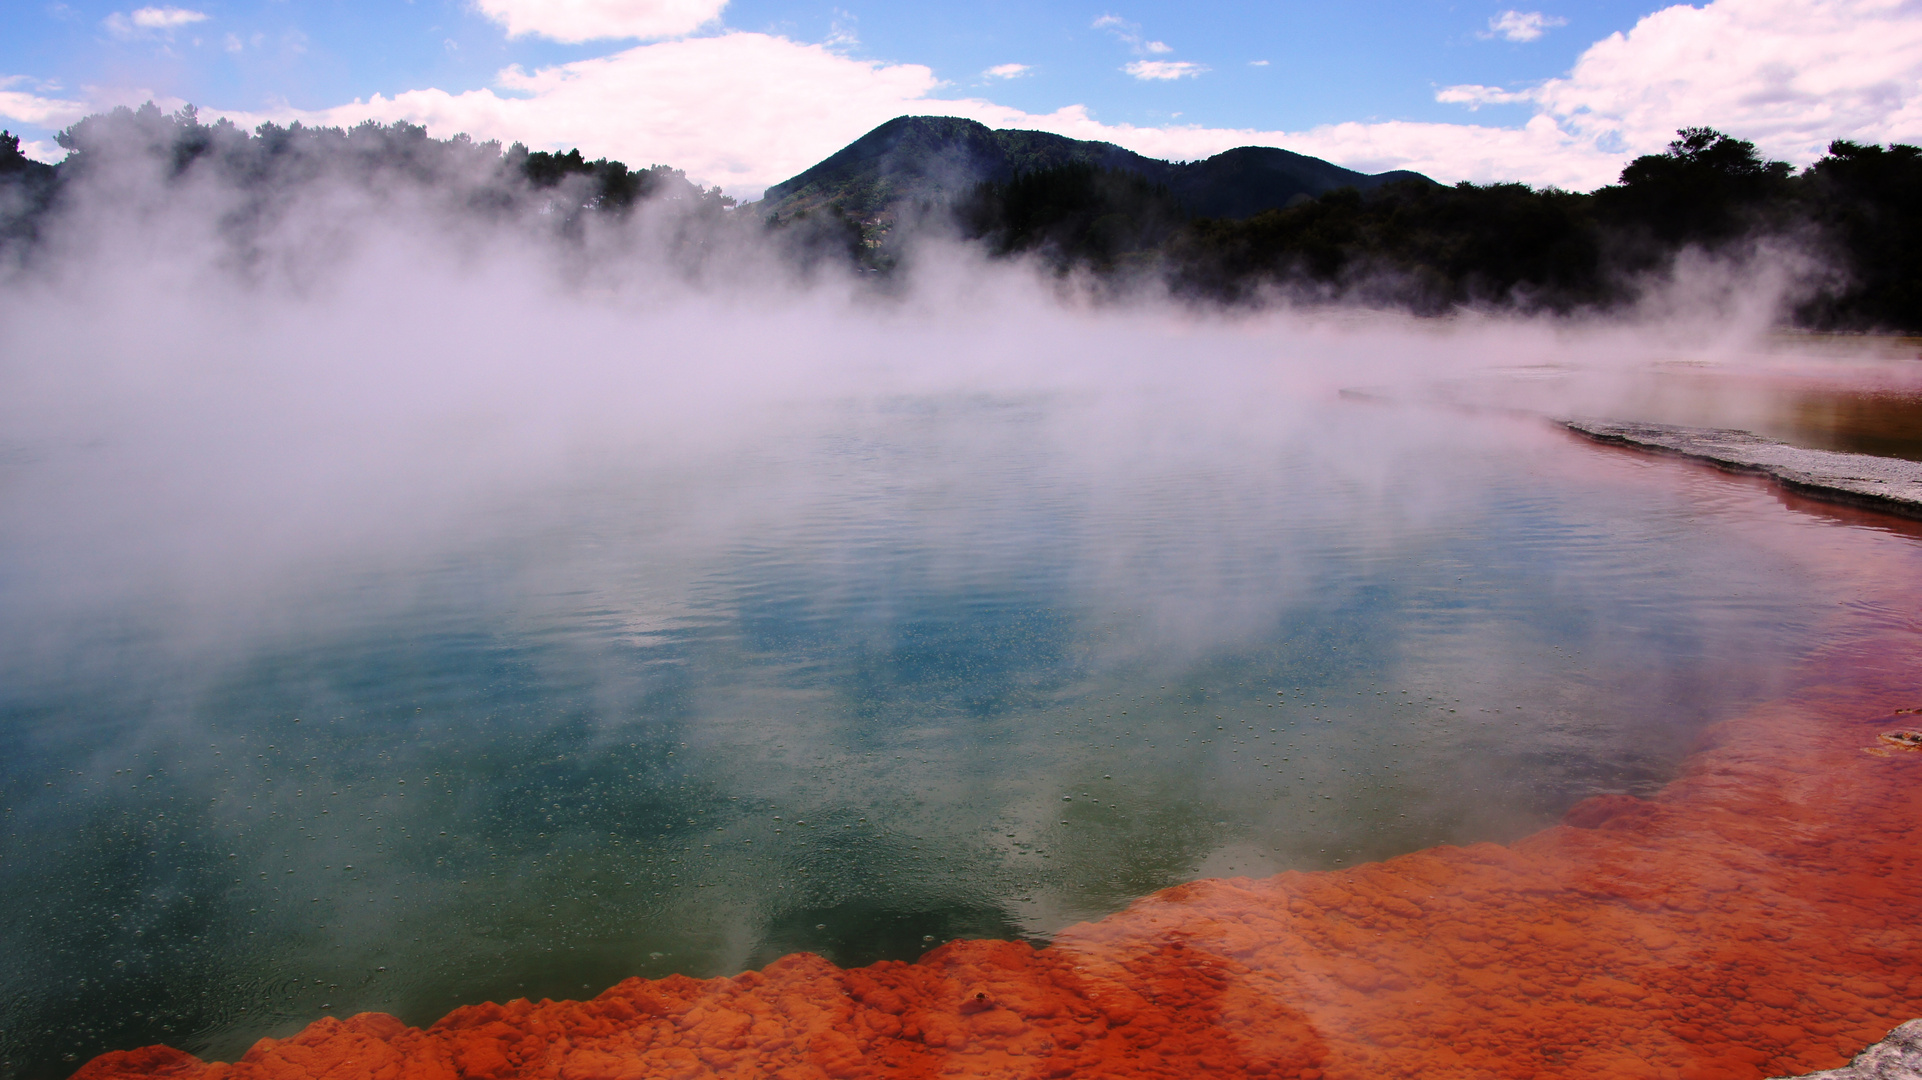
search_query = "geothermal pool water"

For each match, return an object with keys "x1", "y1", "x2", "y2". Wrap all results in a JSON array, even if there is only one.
[{"x1": 6, "y1": 375, "x2": 1916, "y2": 1078}]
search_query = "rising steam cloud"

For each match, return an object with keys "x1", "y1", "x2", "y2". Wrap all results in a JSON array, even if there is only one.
[
  {"x1": 0, "y1": 112, "x2": 1834, "y2": 671},
  {"x1": 6, "y1": 110, "x2": 1905, "y2": 1080}
]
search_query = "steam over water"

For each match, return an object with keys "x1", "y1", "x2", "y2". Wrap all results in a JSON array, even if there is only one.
[{"x1": 0, "y1": 183, "x2": 1892, "y2": 1077}]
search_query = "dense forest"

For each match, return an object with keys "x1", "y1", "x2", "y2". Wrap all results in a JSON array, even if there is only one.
[
  {"x1": 4, "y1": 105, "x2": 1920, "y2": 330},
  {"x1": 960, "y1": 127, "x2": 1922, "y2": 330}
]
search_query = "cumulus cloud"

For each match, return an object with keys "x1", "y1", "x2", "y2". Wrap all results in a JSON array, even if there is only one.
[
  {"x1": 1124, "y1": 60, "x2": 1207, "y2": 81},
  {"x1": 472, "y1": 0, "x2": 728, "y2": 43},
  {"x1": 1533, "y1": 0, "x2": 1922, "y2": 166},
  {"x1": 1077, "y1": 0, "x2": 1922, "y2": 183},
  {"x1": 1420, "y1": 0, "x2": 1922, "y2": 181},
  {"x1": 9, "y1": 0, "x2": 1922, "y2": 198},
  {"x1": 286, "y1": 33, "x2": 950, "y2": 194},
  {"x1": 103, "y1": 5, "x2": 208, "y2": 38},
  {"x1": 14, "y1": 138, "x2": 60, "y2": 161},
  {"x1": 1279, "y1": 115, "x2": 1613, "y2": 188},
  {"x1": 1483, "y1": 10, "x2": 1567, "y2": 42},
  {"x1": 1434, "y1": 83, "x2": 1537, "y2": 109},
  {"x1": 0, "y1": 77, "x2": 91, "y2": 128},
  {"x1": 130, "y1": 6, "x2": 207, "y2": 28},
  {"x1": 983, "y1": 63, "x2": 1030, "y2": 80},
  {"x1": 12, "y1": 52, "x2": 1591, "y2": 188}
]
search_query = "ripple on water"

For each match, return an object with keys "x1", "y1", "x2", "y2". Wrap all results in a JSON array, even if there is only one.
[{"x1": 5, "y1": 398, "x2": 1912, "y2": 1077}]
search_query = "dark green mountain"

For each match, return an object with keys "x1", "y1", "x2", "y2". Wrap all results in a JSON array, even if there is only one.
[{"x1": 756, "y1": 116, "x2": 1431, "y2": 228}]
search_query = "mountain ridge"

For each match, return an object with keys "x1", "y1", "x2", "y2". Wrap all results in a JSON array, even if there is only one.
[{"x1": 756, "y1": 116, "x2": 1431, "y2": 227}]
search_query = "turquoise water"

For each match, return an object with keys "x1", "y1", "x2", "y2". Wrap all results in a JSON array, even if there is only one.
[{"x1": 0, "y1": 392, "x2": 1847, "y2": 1076}]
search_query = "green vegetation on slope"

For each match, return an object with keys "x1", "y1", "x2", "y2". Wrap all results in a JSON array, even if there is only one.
[{"x1": 756, "y1": 115, "x2": 1425, "y2": 240}]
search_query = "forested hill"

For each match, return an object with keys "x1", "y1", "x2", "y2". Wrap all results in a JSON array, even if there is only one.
[
  {"x1": 954, "y1": 127, "x2": 1922, "y2": 330},
  {"x1": 4, "y1": 106, "x2": 1922, "y2": 331},
  {"x1": 756, "y1": 116, "x2": 1430, "y2": 228}
]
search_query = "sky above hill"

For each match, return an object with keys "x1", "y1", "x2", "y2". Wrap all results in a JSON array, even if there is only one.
[{"x1": 4, "y1": 0, "x2": 1920, "y2": 198}]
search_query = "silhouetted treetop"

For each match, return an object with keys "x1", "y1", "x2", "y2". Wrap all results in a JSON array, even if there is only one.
[
  {"x1": 1595, "y1": 127, "x2": 1794, "y2": 245},
  {"x1": 1791, "y1": 139, "x2": 1922, "y2": 329}
]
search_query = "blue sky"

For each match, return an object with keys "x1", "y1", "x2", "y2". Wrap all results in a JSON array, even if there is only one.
[
  {"x1": 4, "y1": 0, "x2": 1919, "y2": 196},
  {"x1": 7, "y1": 0, "x2": 1654, "y2": 128}
]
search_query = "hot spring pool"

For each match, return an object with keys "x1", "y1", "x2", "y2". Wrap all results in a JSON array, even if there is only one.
[{"x1": 1, "y1": 385, "x2": 1908, "y2": 1076}]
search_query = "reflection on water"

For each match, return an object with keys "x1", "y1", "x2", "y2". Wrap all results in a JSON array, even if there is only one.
[
  {"x1": 0, "y1": 394, "x2": 1857, "y2": 1076},
  {"x1": 1445, "y1": 345, "x2": 1922, "y2": 460},
  {"x1": 1772, "y1": 388, "x2": 1922, "y2": 461},
  {"x1": 1611, "y1": 378, "x2": 1922, "y2": 461}
]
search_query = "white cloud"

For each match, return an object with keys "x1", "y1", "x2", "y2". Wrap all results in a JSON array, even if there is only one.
[
  {"x1": 1483, "y1": 10, "x2": 1566, "y2": 42},
  {"x1": 472, "y1": 0, "x2": 727, "y2": 43},
  {"x1": 0, "y1": 78, "x2": 90, "y2": 127},
  {"x1": 9, "y1": 0, "x2": 1922, "y2": 200},
  {"x1": 1435, "y1": 83, "x2": 1536, "y2": 109},
  {"x1": 1064, "y1": 0, "x2": 1922, "y2": 182},
  {"x1": 1094, "y1": 17, "x2": 1200, "y2": 80},
  {"x1": 16, "y1": 138, "x2": 61, "y2": 162},
  {"x1": 132, "y1": 6, "x2": 207, "y2": 28},
  {"x1": 1279, "y1": 115, "x2": 1612, "y2": 188},
  {"x1": 1248, "y1": 60, "x2": 1270, "y2": 67},
  {"x1": 1125, "y1": 60, "x2": 1206, "y2": 81},
  {"x1": 282, "y1": 34, "x2": 948, "y2": 194},
  {"x1": 1533, "y1": 0, "x2": 1922, "y2": 166},
  {"x1": 103, "y1": 5, "x2": 208, "y2": 38},
  {"x1": 983, "y1": 63, "x2": 1030, "y2": 80}
]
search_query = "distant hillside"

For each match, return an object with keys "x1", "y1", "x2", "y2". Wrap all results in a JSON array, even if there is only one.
[
  {"x1": 756, "y1": 116, "x2": 1430, "y2": 228},
  {"x1": 13, "y1": 107, "x2": 1922, "y2": 331}
]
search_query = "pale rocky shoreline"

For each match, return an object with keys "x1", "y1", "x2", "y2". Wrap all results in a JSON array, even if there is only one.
[
  {"x1": 1562, "y1": 419, "x2": 1922, "y2": 520},
  {"x1": 1775, "y1": 1020, "x2": 1922, "y2": 1079}
]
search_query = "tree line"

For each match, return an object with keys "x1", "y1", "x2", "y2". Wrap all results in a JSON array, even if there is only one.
[
  {"x1": 5, "y1": 107, "x2": 1920, "y2": 330},
  {"x1": 957, "y1": 128, "x2": 1922, "y2": 330}
]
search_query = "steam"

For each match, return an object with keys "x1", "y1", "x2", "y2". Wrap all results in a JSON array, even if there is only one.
[
  {"x1": 0, "y1": 116, "x2": 1893, "y2": 761},
  {"x1": 3, "y1": 116, "x2": 1913, "y2": 1077},
  {"x1": 2, "y1": 121, "x2": 1888, "y2": 728},
  {"x1": 2, "y1": 155, "x2": 1333, "y2": 645}
]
